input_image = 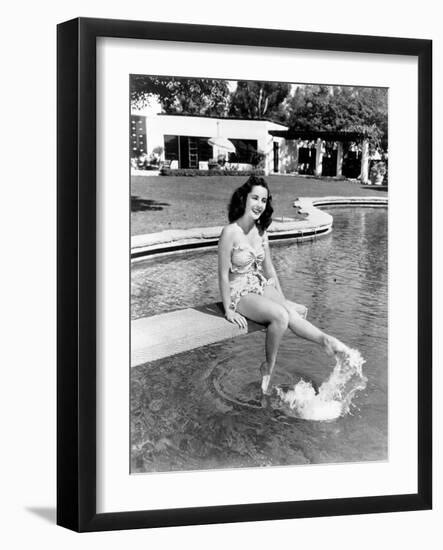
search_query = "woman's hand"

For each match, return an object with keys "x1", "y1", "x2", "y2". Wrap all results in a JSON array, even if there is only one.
[{"x1": 225, "y1": 309, "x2": 248, "y2": 329}]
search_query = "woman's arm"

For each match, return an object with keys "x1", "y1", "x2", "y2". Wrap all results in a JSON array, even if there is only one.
[
  {"x1": 262, "y1": 232, "x2": 284, "y2": 296},
  {"x1": 218, "y1": 226, "x2": 247, "y2": 329}
]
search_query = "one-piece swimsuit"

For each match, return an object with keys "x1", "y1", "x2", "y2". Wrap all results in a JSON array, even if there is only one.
[{"x1": 229, "y1": 233, "x2": 274, "y2": 311}]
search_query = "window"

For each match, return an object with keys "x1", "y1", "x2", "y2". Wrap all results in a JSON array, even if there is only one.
[
  {"x1": 164, "y1": 135, "x2": 213, "y2": 168},
  {"x1": 196, "y1": 137, "x2": 213, "y2": 162},
  {"x1": 228, "y1": 139, "x2": 258, "y2": 164},
  {"x1": 164, "y1": 135, "x2": 179, "y2": 161}
]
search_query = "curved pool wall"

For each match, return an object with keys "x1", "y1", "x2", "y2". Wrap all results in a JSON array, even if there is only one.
[{"x1": 131, "y1": 196, "x2": 388, "y2": 260}]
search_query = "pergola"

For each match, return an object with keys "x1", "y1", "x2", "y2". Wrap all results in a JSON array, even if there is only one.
[{"x1": 269, "y1": 129, "x2": 370, "y2": 182}]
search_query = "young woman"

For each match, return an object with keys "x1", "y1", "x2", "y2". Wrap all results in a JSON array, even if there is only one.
[{"x1": 218, "y1": 175, "x2": 346, "y2": 395}]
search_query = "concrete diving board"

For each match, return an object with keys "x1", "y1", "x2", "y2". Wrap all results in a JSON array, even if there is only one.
[{"x1": 131, "y1": 302, "x2": 264, "y2": 368}]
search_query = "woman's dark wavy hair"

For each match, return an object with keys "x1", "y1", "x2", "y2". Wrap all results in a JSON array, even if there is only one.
[{"x1": 228, "y1": 175, "x2": 273, "y2": 231}]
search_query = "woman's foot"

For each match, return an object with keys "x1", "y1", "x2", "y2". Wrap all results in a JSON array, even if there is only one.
[
  {"x1": 322, "y1": 334, "x2": 348, "y2": 357},
  {"x1": 260, "y1": 361, "x2": 272, "y2": 395}
]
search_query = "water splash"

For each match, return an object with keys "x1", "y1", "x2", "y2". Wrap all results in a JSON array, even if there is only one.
[{"x1": 275, "y1": 347, "x2": 367, "y2": 421}]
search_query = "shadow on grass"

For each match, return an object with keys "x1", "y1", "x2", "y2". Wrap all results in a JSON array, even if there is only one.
[{"x1": 131, "y1": 196, "x2": 170, "y2": 212}]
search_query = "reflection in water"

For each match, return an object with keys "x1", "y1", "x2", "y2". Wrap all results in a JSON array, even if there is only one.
[{"x1": 131, "y1": 208, "x2": 388, "y2": 473}]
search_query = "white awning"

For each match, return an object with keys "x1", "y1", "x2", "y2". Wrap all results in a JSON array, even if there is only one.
[{"x1": 207, "y1": 136, "x2": 236, "y2": 152}]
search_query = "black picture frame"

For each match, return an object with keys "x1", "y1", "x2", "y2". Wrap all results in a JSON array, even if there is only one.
[{"x1": 57, "y1": 17, "x2": 432, "y2": 532}]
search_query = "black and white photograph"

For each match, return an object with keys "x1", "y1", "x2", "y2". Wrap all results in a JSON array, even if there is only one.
[
  {"x1": 130, "y1": 75, "x2": 389, "y2": 474},
  {"x1": 1, "y1": 0, "x2": 438, "y2": 542}
]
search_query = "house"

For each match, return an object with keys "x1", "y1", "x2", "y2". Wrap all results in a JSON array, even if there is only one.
[
  {"x1": 130, "y1": 112, "x2": 289, "y2": 175},
  {"x1": 131, "y1": 111, "x2": 375, "y2": 182}
]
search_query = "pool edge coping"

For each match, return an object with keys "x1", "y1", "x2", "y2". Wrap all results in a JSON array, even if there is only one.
[{"x1": 131, "y1": 196, "x2": 388, "y2": 261}]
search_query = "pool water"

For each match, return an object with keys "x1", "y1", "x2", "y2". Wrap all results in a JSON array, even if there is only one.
[{"x1": 131, "y1": 207, "x2": 388, "y2": 473}]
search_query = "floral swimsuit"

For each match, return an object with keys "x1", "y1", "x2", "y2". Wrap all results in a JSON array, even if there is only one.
[{"x1": 229, "y1": 234, "x2": 274, "y2": 311}]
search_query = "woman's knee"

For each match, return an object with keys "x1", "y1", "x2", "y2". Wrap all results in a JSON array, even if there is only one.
[
  {"x1": 270, "y1": 305, "x2": 289, "y2": 329},
  {"x1": 285, "y1": 301, "x2": 307, "y2": 320}
]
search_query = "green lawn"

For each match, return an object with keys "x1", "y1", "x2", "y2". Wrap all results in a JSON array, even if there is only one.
[{"x1": 131, "y1": 174, "x2": 387, "y2": 235}]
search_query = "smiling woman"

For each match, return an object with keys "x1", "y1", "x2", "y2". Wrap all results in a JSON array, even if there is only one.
[{"x1": 217, "y1": 175, "x2": 347, "y2": 394}]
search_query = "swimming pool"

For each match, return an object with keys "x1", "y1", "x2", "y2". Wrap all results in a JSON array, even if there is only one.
[{"x1": 131, "y1": 207, "x2": 388, "y2": 473}]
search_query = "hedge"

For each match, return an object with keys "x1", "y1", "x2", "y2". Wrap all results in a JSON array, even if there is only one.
[{"x1": 160, "y1": 168, "x2": 265, "y2": 177}]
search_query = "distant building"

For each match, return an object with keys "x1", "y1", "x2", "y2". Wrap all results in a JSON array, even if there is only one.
[
  {"x1": 130, "y1": 112, "x2": 288, "y2": 175},
  {"x1": 130, "y1": 111, "x2": 376, "y2": 182}
]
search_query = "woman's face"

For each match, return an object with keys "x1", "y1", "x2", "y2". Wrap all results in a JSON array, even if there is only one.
[{"x1": 245, "y1": 185, "x2": 268, "y2": 221}]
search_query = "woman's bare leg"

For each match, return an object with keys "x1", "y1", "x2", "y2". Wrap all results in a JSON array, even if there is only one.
[
  {"x1": 263, "y1": 286, "x2": 346, "y2": 355},
  {"x1": 237, "y1": 294, "x2": 289, "y2": 394}
]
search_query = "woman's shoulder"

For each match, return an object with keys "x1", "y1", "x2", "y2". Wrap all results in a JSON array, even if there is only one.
[{"x1": 220, "y1": 222, "x2": 240, "y2": 239}]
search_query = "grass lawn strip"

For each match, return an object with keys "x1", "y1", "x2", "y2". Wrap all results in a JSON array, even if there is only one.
[{"x1": 131, "y1": 175, "x2": 387, "y2": 235}]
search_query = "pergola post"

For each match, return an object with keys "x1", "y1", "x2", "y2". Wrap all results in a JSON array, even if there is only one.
[
  {"x1": 360, "y1": 138, "x2": 370, "y2": 184},
  {"x1": 336, "y1": 142, "x2": 343, "y2": 177},
  {"x1": 315, "y1": 138, "x2": 324, "y2": 177},
  {"x1": 294, "y1": 138, "x2": 300, "y2": 172}
]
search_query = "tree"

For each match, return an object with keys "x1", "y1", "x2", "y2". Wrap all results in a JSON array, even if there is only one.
[
  {"x1": 285, "y1": 85, "x2": 388, "y2": 149},
  {"x1": 228, "y1": 81, "x2": 291, "y2": 121},
  {"x1": 131, "y1": 76, "x2": 231, "y2": 116}
]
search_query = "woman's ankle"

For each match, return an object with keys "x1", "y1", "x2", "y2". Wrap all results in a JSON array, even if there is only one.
[
  {"x1": 260, "y1": 361, "x2": 274, "y2": 394},
  {"x1": 260, "y1": 361, "x2": 270, "y2": 376}
]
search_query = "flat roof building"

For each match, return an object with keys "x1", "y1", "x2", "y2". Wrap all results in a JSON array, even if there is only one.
[
  {"x1": 131, "y1": 112, "x2": 379, "y2": 183},
  {"x1": 130, "y1": 112, "x2": 289, "y2": 175}
]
